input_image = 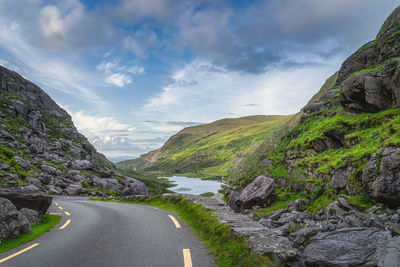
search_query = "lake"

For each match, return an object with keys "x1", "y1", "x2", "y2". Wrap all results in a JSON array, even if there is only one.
[{"x1": 165, "y1": 176, "x2": 224, "y2": 195}]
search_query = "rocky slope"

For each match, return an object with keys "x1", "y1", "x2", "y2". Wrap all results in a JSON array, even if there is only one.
[
  {"x1": 117, "y1": 114, "x2": 299, "y2": 179},
  {"x1": 223, "y1": 5, "x2": 400, "y2": 266},
  {"x1": 0, "y1": 66, "x2": 147, "y2": 197}
]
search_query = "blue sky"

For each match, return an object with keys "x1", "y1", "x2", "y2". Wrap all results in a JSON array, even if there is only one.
[{"x1": 0, "y1": 0, "x2": 398, "y2": 162}]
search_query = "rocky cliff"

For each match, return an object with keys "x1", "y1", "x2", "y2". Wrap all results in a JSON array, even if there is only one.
[
  {"x1": 224, "y1": 5, "x2": 400, "y2": 266},
  {"x1": 0, "y1": 66, "x2": 147, "y2": 197}
]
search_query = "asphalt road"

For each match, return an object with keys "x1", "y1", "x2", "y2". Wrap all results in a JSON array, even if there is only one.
[{"x1": 0, "y1": 196, "x2": 214, "y2": 267}]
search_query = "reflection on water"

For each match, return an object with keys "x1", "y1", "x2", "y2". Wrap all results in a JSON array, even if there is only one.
[{"x1": 164, "y1": 176, "x2": 224, "y2": 195}]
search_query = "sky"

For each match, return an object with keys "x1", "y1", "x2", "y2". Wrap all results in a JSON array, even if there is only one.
[{"x1": 0, "y1": 0, "x2": 398, "y2": 162}]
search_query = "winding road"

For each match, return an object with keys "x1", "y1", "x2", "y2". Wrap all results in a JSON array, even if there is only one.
[{"x1": 0, "y1": 197, "x2": 214, "y2": 267}]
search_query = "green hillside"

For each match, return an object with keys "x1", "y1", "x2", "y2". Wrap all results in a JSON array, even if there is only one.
[{"x1": 117, "y1": 114, "x2": 299, "y2": 179}]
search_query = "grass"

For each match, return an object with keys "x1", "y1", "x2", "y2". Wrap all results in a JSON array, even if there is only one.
[
  {"x1": 117, "y1": 114, "x2": 298, "y2": 179},
  {"x1": 92, "y1": 195, "x2": 277, "y2": 267},
  {"x1": 0, "y1": 214, "x2": 61, "y2": 254}
]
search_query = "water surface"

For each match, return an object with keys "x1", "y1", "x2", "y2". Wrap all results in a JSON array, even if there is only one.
[{"x1": 165, "y1": 176, "x2": 224, "y2": 195}]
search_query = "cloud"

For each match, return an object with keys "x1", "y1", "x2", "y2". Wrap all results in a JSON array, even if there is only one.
[
  {"x1": 68, "y1": 110, "x2": 135, "y2": 134},
  {"x1": 137, "y1": 58, "x2": 341, "y2": 122},
  {"x1": 96, "y1": 60, "x2": 144, "y2": 87}
]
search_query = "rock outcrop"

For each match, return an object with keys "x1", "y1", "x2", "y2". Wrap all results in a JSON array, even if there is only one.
[
  {"x1": 0, "y1": 65, "x2": 147, "y2": 197},
  {"x1": 0, "y1": 188, "x2": 52, "y2": 216}
]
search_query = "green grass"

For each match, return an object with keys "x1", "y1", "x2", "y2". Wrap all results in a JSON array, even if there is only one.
[
  {"x1": 0, "y1": 214, "x2": 61, "y2": 254},
  {"x1": 92, "y1": 196, "x2": 277, "y2": 267},
  {"x1": 118, "y1": 114, "x2": 298, "y2": 180}
]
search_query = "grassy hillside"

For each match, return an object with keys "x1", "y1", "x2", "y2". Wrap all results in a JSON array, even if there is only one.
[{"x1": 117, "y1": 114, "x2": 299, "y2": 179}]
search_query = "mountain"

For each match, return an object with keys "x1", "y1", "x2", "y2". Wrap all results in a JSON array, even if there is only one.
[
  {"x1": 229, "y1": 5, "x2": 400, "y2": 211},
  {"x1": 0, "y1": 66, "x2": 147, "y2": 197},
  {"x1": 117, "y1": 114, "x2": 299, "y2": 179}
]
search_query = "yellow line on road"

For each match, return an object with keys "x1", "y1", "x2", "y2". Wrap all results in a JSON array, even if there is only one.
[
  {"x1": 49, "y1": 212, "x2": 62, "y2": 215},
  {"x1": 58, "y1": 206, "x2": 63, "y2": 210},
  {"x1": 55, "y1": 202, "x2": 58, "y2": 205},
  {"x1": 64, "y1": 211, "x2": 71, "y2": 216},
  {"x1": 0, "y1": 243, "x2": 40, "y2": 263},
  {"x1": 59, "y1": 219, "x2": 71, "y2": 230},
  {"x1": 168, "y1": 215, "x2": 181, "y2": 228},
  {"x1": 183, "y1": 249, "x2": 192, "y2": 267}
]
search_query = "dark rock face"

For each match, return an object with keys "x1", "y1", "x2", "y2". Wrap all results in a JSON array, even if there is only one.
[
  {"x1": 17, "y1": 212, "x2": 31, "y2": 234},
  {"x1": 340, "y1": 60, "x2": 400, "y2": 113},
  {"x1": 0, "y1": 197, "x2": 20, "y2": 240},
  {"x1": 0, "y1": 188, "x2": 52, "y2": 216},
  {"x1": 378, "y1": 236, "x2": 400, "y2": 267},
  {"x1": 236, "y1": 175, "x2": 275, "y2": 210},
  {"x1": 363, "y1": 147, "x2": 400, "y2": 204},
  {"x1": 303, "y1": 227, "x2": 391, "y2": 266}
]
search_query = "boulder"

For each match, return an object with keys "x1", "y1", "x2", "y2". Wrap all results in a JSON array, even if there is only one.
[
  {"x1": 17, "y1": 212, "x2": 31, "y2": 234},
  {"x1": 129, "y1": 178, "x2": 148, "y2": 195},
  {"x1": 227, "y1": 191, "x2": 240, "y2": 212},
  {"x1": 69, "y1": 160, "x2": 94, "y2": 170},
  {"x1": 0, "y1": 197, "x2": 20, "y2": 240},
  {"x1": 26, "y1": 177, "x2": 42, "y2": 189},
  {"x1": 236, "y1": 175, "x2": 275, "y2": 210},
  {"x1": 40, "y1": 165, "x2": 57, "y2": 175},
  {"x1": 331, "y1": 168, "x2": 352, "y2": 189},
  {"x1": 363, "y1": 147, "x2": 400, "y2": 204},
  {"x1": 303, "y1": 102, "x2": 324, "y2": 113},
  {"x1": 0, "y1": 188, "x2": 52, "y2": 216},
  {"x1": 304, "y1": 227, "x2": 391, "y2": 266},
  {"x1": 65, "y1": 184, "x2": 82, "y2": 196},
  {"x1": 37, "y1": 173, "x2": 52, "y2": 185},
  {"x1": 19, "y1": 208, "x2": 40, "y2": 224}
]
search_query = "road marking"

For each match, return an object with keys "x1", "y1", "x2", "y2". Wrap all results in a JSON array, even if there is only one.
[
  {"x1": 168, "y1": 215, "x2": 181, "y2": 228},
  {"x1": 55, "y1": 202, "x2": 58, "y2": 206},
  {"x1": 59, "y1": 219, "x2": 71, "y2": 230},
  {"x1": 0, "y1": 243, "x2": 40, "y2": 263},
  {"x1": 49, "y1": 212, "x2": 62, "y2": 215},
  {"x1": 153, "y1": 207, "x2": 159, "y2": 210},
  {"x1": 183, "y1": 249, "x2": 192, "y2": 267},
  {"x1": 58, "y1": 206, "x2": 63, "y2": 210},
  {"x1": 64, "y1": 211, "x2": 71, "y2": 216}
]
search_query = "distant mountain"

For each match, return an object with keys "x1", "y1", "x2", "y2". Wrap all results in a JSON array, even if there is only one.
[
  {"x1": 0, "y1": 66, "x2": 147, "y2": 196},
  {"x1": 117, "y1": 114, "x2": 299, "y2": 179}
]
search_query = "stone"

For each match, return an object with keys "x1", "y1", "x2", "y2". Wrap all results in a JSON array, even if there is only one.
[
  {"x1": 390, "y1": 223, "x2": 400, "y2": 235},
  {"x1": 337, "y1": 197, "x2": 354, "y2": 211},
  {"x1": 37, "y1": 173, "x2": 52, "y2": 185},
  {"x1": 304, "y1": 227, "x2": 392, "y2": 266},
  {"x1": 303, "y1": 102, "x2": 324, "y2": 113},
  {"x1": 40, "y1": 165, "x2": 57, "y2": 175},
  {"x1": 331, "y1": 168, "x2": 351, "y2": 189},
  {"x1": 236, "y1": 175, "x2": 275, "y2": 210},
  {"x1": 378, "y1": 236, "x2": 400, "y2": 267},
  {"x1": 129, "y1": 178, "x2": 148, "y2": 195},
  {"x1": 363, "y1": 147, "x2": 400, "y2": 204},
  {"x1": 0, "y1": 197, "x2": 20, "y2": 240},
  {"x1": 262, "y1": 208, "x2": 288, "y2": 221},
  {"x1": 26, "y1": 177, "x2": 42, "y2": 189},
  {"x1": 69, "y1": 160, "x2": 94, "y2": 170},
  {"x1": 0, "y1": 188, "x2": 52, "y2": 216},
  {"x1": 15, "y1": 157, "x2": 30, "y2": 170},
  {"x1": 65, "y1": 184, "x2": 82, "y2": 196},
  {"x1": 17, "y1": 212, "x2": 31, "y2": 234},
  {"x1": 0, "y1": 163, "x2": 10, "y2": 171},
  {"x1": 227, "y1": 191, "x2": 240, "y2": 212},
  {"x1": 19, "y1": 208, "x2": 40, "y2": 224}
]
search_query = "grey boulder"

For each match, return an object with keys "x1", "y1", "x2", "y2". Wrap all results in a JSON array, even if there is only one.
[
  {"x1": 236, "y1": 175, "x2": 275, "y2": 210},
  {"x1": 0, "y1": 197, "x2": 20, "y2": 240},
  {"x1": 17, "y1": 212, "x2": 31, "y2": 234}
]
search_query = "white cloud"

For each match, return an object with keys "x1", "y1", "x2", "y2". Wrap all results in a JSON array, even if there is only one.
[
  {"x1": 138, "y1": 58, "x2": 342, "y2": 123},
  {"x1": 96, "y1": 60, "x2": 144, "y2": 87},
  {"x1": 68, "y1": 110, "x2": 135, "y2": 134}
]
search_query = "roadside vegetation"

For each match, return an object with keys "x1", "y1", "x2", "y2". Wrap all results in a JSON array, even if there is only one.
[
  {"x1": 92, "y1": 195, "x2": 277, "y2": 267},
  {"x1": 0, "y1": 214, "x2": 61, "y2": 254}
]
